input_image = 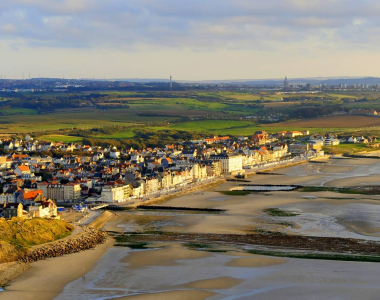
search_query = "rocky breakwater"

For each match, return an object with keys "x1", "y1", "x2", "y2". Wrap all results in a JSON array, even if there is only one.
[{"x1": 21, "y1": 226, "x2": 107, "y2": 263}]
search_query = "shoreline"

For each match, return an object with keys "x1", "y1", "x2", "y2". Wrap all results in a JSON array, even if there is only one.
[{"x1": 1, "y1": 238, "x2": 114, "y2": 300}]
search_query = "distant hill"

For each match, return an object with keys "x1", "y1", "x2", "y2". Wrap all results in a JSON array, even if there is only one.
[{"x1": 105, "y1": 76, "x2": 380, "y2": 86}]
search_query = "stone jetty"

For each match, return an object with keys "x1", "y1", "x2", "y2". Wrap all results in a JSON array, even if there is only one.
[{"x1": 21, "y1": 226, "x2": 107, "y2": 263}]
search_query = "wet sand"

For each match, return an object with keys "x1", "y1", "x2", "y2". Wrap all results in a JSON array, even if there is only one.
[
  {"x1": 319, "y1": 165, "x2": 355, "y2": 173},
  {"x1": 324, "y1": 175, "x2": 380, "y2": 187},
  {"x1": 114, "y1": 290, "x2": 215, "y2": 300},
  {"x1": 122, "y1": 244, "x2": 210, "y2": 268},
  {"x1": 1, "y1": 239, "x2": 113, "y2": 300},
  {"x1": 226, "y1": 256, "x2": 285, "y2": 267},
  {"x1": 183, "y1": 277, "x2": 243, "y2": 290},
  {"x1": 55, "y1": 245, "x2": 380, "y2": 300}
]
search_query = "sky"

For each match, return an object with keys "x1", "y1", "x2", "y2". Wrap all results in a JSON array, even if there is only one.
[{"x1": 1, "y1": 0, "x2": 380, "y2": 80}]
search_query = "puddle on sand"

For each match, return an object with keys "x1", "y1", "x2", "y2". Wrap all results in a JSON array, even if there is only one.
[{"x1": 208, "y1": 197, "x2": 229, "y2": 202}]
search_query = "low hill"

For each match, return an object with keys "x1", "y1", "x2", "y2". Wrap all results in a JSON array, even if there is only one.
[{"x1": 0, "y1": 218, "x2": 73, "y2": 264}]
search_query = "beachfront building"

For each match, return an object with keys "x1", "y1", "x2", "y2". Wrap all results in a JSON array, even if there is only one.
[
  {"x1": 63, "y1": 183, "x2": 81, "y2": 201},
  {"x1": 210, "y1": 154, "x2": 243, "y2": 174},
  {"x1": 101, "y1": 184, "x2": 128, "y2": 203}
]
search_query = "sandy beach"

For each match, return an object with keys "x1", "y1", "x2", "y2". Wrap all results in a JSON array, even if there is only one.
[{"x1": 1, "y1": 238, "x2": 113, "y2": 300}]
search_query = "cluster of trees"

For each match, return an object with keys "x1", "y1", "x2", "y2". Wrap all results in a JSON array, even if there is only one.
[
  {"x1": 67, "y1": 127, "x2": 122, "y2": 138},
  {"x1": 287, "y1": 105, "x2": 339, "y2": 119}
]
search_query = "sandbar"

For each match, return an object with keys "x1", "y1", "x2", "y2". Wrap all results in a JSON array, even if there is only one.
[{"x1": 122, "y1": 244, "x2": 210, "y2": 269}]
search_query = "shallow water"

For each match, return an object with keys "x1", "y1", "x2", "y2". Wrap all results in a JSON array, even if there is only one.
[
  {"x1": 280, "y1": 201, "x2": 380, "y2": 240},
  {"x1": 55, "y1": 246, "x2": 380, "y2": 300},
  {"x1": 236, "y1": 186, "x2": 296, "y2": 191}
]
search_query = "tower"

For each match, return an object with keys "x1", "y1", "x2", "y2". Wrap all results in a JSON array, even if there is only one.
[
  {"x1": 170, "y1": 75, "x2": 172, "y2": 89},
  {"x1": 284, "y1": 76, "x2": 289, "y2": 88}
]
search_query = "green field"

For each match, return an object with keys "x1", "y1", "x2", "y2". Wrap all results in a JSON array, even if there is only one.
[
  {"x1": 2, "y1": 89, "x2": 380, "y2": 141},
  {"x1": 0, "y1": 108, "x2": 38, "y2": 116},
  {"x1": 38, "y1": 135, "x2": 84, "y2": 143},
  {"x1": 323, "y1": 143, "x2": 377, "y2": 154}
]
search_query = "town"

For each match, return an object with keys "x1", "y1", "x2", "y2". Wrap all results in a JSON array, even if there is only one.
[{"x1": 1, "y1": 127, "x2": 376, "y2": 219}]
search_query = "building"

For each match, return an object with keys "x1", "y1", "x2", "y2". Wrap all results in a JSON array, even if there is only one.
[
  {"x1": 29, "y1": 200, "x2": 59, "y2": 219},
  {"x1": 284, "y1": 76, "x2": 289, "y2": 88},
  {"x1": 0, "y1": 193, "x2": 14, "y2": 204},
  {"x1": 324, "y1": 138, "x2": 340, "y2": 146},
  {"x1": 101, "y1": 184, "x2": 127, "y2": 203},
  {"x1": 251, "y1": 131, "x2": 270, "y2": 145},
  {"x1": 14, "y1": 165, "x2": 31, "y2": 176},
  {"x1": 14, "y1": 189, "x2": 43, "y2": 205},
  {"x1": 289, "y1": 143, "x2": 310, "y2": 155},
  {"x1": 37, "y1": 182, "x2": 81, "y2": 202},
  {"x1": 3, "y1": 203, "x2": 26, "y2": 219},
  {"x1": 203, "y1": 160, "x2": 222, "y2": 177},
  {"x1": 210, "y1": 154, "x2": 243, "y2": 174},
  {"x1": 63, "y1": 183, "x2": 81, "y2": 201}
]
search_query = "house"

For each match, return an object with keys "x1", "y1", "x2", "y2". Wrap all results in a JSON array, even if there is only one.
[
  {"x1": 273, "y1": 143, "x2": 289, "y2": 158},
  {"x1": 29, "y1": 200, "x2": 59, "y2": 219},
  {"x1": 324, "y1": 138, "x2": 340, "y2": 146},
  {"x1": 3, "y1": 141, "x2": 14, "y2": 150},
  {"x1": 251, "y1": 131, "x2": 269, "y2": 145},
  {"x1": 3, "y1": 203, "x2": 27, "y2": 219},
  {"x1": 14, "y1": 189, "x2": 43, "y2": 205},
  {"x1": 289, "y1": 143, "x2": 310, "y2": 155},
  {"x1": 182, "y1": 149, "x2": 197, "y2": 159},
  {"x1": 14, "y1": 165, "x2": 31, "y2": 176},
  {"x1": 110, "y1": 150, "x2": 121, "y2": 159}
]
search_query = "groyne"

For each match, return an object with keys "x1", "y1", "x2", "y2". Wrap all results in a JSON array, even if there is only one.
[{"x1": 21, "y1": 226, "x2": 107, "y2": 263}]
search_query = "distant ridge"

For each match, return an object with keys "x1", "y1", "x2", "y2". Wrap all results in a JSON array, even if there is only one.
[{"x1": 97, "y1": 76, "x2": 380, "y2": 86}]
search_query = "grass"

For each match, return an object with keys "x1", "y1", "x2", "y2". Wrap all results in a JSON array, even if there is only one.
[
  {"x1": 0, "y1": 108, "x2": 38, "y2": 116},
  {"x1": 269, "y1": 115, "x2": 380, "y2": 129},
  {"x1": 39, "y1": 135, "x2": 83, "y2": 143},
  {"x1": 220, "y1": 191, "x2": 251, "y2": 196},
  {"x1": 264, "y1": 208, "x2": 299, "y2": 217},
  {"x1": 0, "y1": 218, "x2": 73, "y2": 263},
  {"x1": 247, "y1": 249, "x2": 380, "y2": 263},
  {"x1": 323, "y1": 143, "x2": 377, "y2": 155}
]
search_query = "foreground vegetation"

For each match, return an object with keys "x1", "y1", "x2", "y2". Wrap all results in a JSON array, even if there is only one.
[{"x1": 0, "y1": 218, "x2": 73, "y2": 264}]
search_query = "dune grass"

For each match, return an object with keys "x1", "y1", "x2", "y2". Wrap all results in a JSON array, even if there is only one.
[{"x1": 0, "y1": 218, "x2": 73, "y2": 263}]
